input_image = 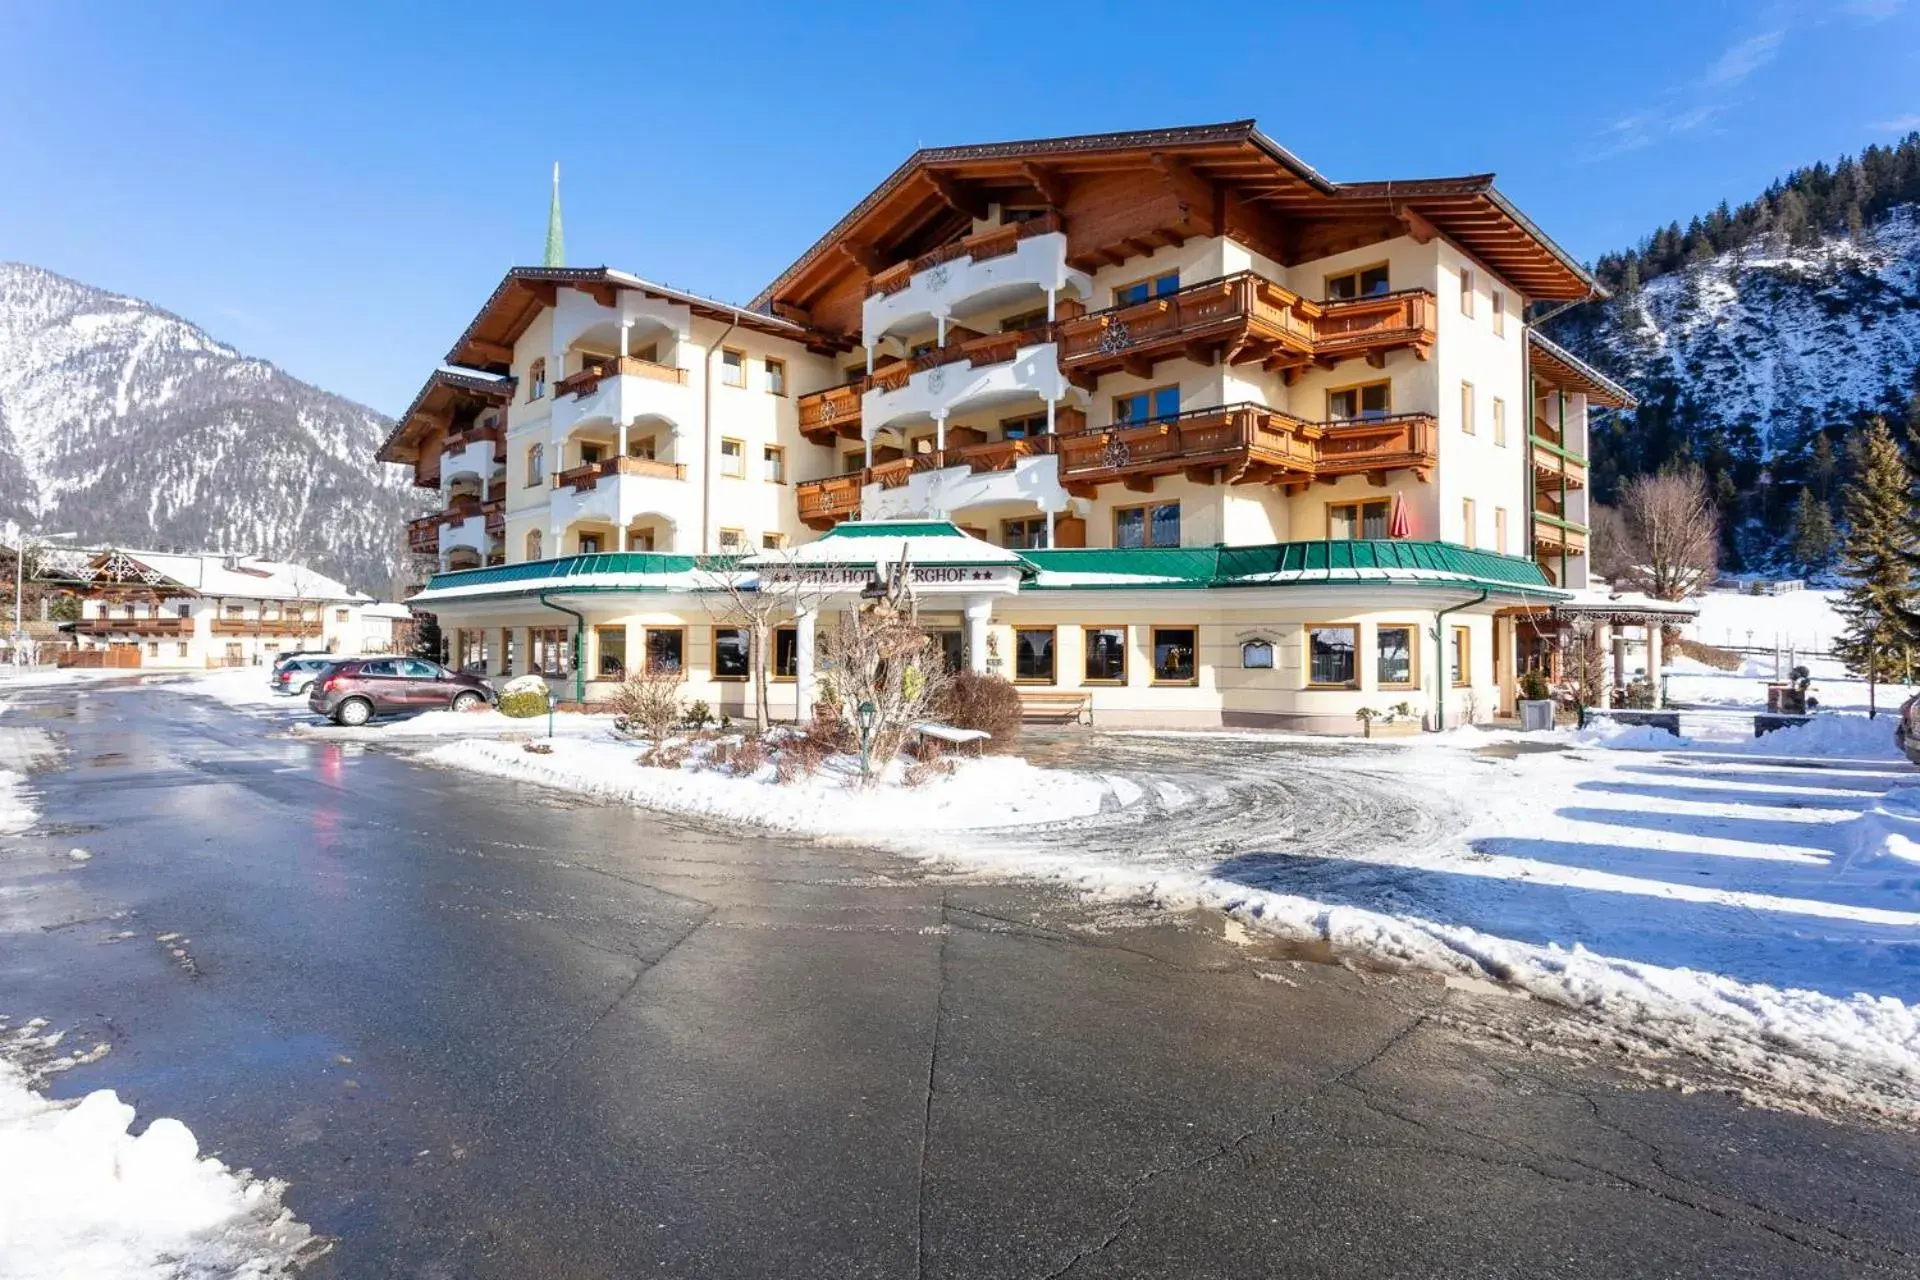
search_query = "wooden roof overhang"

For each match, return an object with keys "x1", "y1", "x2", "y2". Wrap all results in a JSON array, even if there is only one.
[
  {"x1": 755, "y1": 120, "x2": 1601, "y2": 333},
  {"x1": 375, "y1": 368, "x2": 515, "y2": 464},
  {"x1": 1528, "y1": 332, "x2": 1638, "y2": 409},
  {"x1": 443, "y1": 267, "x2": 853, "y2": 376}
]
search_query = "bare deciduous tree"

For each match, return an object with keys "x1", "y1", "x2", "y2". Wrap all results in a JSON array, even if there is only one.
[
  {"x1": 1587, "y1": 504, "x2": 1635, "y2": 586},
  {"x1": 695, "y1": 550, "x2": 826, "y2": 735},
  {"x1": 1556, "y1": 618, "x2": 1610, "y2": 714},
  {"x1": 1614, "y1": 467, "x2": 1719, "y2": 600},
  {"x1": 816, "y1": 568, "x2": 951, "y2": 773}
]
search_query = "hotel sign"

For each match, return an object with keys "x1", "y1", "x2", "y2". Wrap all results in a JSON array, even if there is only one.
[{"x1": 756, "y1": 563, "x2": 1022, "y2": 592}]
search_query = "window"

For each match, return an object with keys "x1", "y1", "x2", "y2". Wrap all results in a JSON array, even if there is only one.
[
  {"x1": 1460, "y1": 381, "x2": 1476, "y2": 434},
  {"x1": 1013, "y1": 627, "x2": 1056, "y2": 683},
  {"x1": 456, "y1": 629, "x2": 488, "y2": 672},
  {"x1": 225, "y1": 604, "x2": 245, "y2": 619},
  {"x1": 1001, "y1": 412, "x2": 1048, "y2": 439},
  {"x1": 1242, "y1": 639, "x2": 1274, "y2": 670},
  {"x1": 527, "y1": 358, "x2": 547, "y2": 400},
  {"x1": 500, "y1": 628, "x2": 517, "y2": 677},
  {"x1": 713, "y1": 627, "x2": 750, "y2": 680},
  {"x1": 761, "y1": 446, "x2": 786, "y2": 484},
  {"x1": 595, "y1": 626, "x2": 626, "y2": 679},
  {"x1": 1378, "y1": 625, "x2": 1415, "y2": 687},
  {"x1": 1327, "y1": 382, "x2": 1390, "y2": 421},
  {"x1": 1459, "y1": 267, "x2": 1475, "y2": 317},
  {"x1": 765, "y1": 357, "x2": 786, "y2": 396},
  {"x1": 1113, "y1": 271, "x2": 1179, "y2": 306},
  {"x1": 721, "y1": 348, "x2": 746, "y2": 388},
  {"x1": 645, "y1": 627, "x2": 686, "y2": 675},
  {"x1": 526, "y1": 443, "x2": 545, "y2": 487},
  {"x1": 717, "y1": 528, "x2": 745, "y2": 552},
  {"x1": 1151, "y1": 627, "x2": 1197, "y2": 685},
  {"x1": 1114, "y1": 385, "x2": 1180, "y2": 426},
  {"x1": 1492, "y1": 397, "x2": 1507, "y2": 447},
  {"x1": 1494, "y1": 507, "x2": 1508, "y2": 555},
  {"x1": 1308, "y1": 625, "x2": 1358, "y2": 687},
  {"x1": 147, "y1": 641, "x2": 159, "y2": 657},
  {"x1": 1002, "y1": 516, "x2": 1049, "y2": 549},
  {"x1": 1491, "y1": 290, "x2": 1506, "y2": 337},
  {"x1": 720, "y1": 438, "x2": 745, "y2": 478},
  {"x1": 1451, "y1": 626, "x2": 1471, "y2": 686},
  {"x1": 335, "y1": 607, "x2": 350, "y2": 623},
  {"x1": 1462, "y1": 498, "x2": 1477, "y2": 548},
  {"x1": 176, "y1": 604, "x2": 191, "y2": 618},
  {"x1": 177, "y1": 641, "x2": 189, "y2": 658},
  {"x1": 761, "y1": 532, "x2": 786, "y2": 550},
  {"x1": 999, "y1": 308, "x2": 1048, "y2": 334},
  {"x1": 773, "y1": 626, "x2": 798, "y2": 680},
  {"x1": 530, "y1": 627, "x2": 570, "y2": 677},
  {"x1": 1083, "y1": 626, "x2": 1127, "y2": 683},
  {"x1": 526, "y1": 528, "x2": 543, "y2": 561},
  {"x1": 1114, "y1": 502, "x2": 1180, "y2": 549},
  {"x1": 579, "y1": 443, "x2": 604, "y2": 467},
  {"x1": 578, "y1": 534, "x2": 602, "y2": 554},
  {"x1": 1328, "y1": 499, "x2": 1390, "y2": 541},
  {"x1": 1325, "y1": 264, "x2": 1390, "y2": 300}
]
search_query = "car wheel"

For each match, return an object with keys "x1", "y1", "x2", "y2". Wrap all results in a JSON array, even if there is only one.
[
  {"x1": 335, "y1": 697, "x2": 374, "y2": 727},
  {"x1": 296, "y1": 680, "x2": 313, "y2": 696},
  {"x1": 450, "y1": 691, "x2": 483, "y2": 713}
]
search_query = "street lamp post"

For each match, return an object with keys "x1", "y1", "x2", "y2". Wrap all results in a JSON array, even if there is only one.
[{"x1": 857, "y1": 699, "x2": 877, "y2": 779}]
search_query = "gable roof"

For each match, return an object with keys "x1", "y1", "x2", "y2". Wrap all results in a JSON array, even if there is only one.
[
  {"x1": 376, "y1": 367, "x2": 514, "y2": 464},
  {"x1": 55, "y1": 549, "x2": 367, "y2": 601}
]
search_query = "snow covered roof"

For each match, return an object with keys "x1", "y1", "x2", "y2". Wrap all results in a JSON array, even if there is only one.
[
  {"x1": 1551, "y1": 588, "x2": 1701, "y2": 622},
  {"x1": 1529, "y1": 332, "x2": 1637, "y2": 409},
  {"x1": 748, "y1": 519, "x2": 1036, "y2": 572},
  {"x1": 360, "y1": 601, "x2": 414, "y2": 619},
  {"x1": 61, "y1": 549, "x2": 367, "y2": 602}
]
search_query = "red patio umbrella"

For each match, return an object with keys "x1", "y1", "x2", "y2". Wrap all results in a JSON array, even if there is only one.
[{"x1": 1387, "y1": 493, "x2": 1411, "y2": 539}]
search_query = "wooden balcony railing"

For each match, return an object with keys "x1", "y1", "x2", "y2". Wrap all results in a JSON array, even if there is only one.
[
  {"x1": 1533, "y1": 513, "x2": 1590, "y2": 555},
  {"x1": 796, "y1": 471, "x2": 867, "y2": 528},
  {"x1": 212, "y1": 618, "x2": 324, "y2": 637},
  {"x1": 483, "y1": 496, "x2": 505, "y2": 535},
  {"x1": 1057, "y1": 404, "x2": 1322, "y2": 489},
  {"x1": 439, "y1": 497, "x2": 484, "y2": 526},
  {"x1": 866, "y1": 210, "x2": 1064, "y2": 298},
  {"x1": 798, "y1": 382, "x2": 863, "y2": 442},
  {"x1": 1314, "y1": 413, "x2": 1439, "y2": 481},
  {"x1": 76, "y1": 617, "x2": 191, "y2": 636},
  {"x1": 554, "y1": 355, "x2": 688, "y2": 398},
  {"x1": 1311, "y1": 289, "x2": 1436, "y2": 365},
  {"x1": 1055, "y1": 273, "x2": 1318, "y2": 381},
  {"x1": 1530, "y1": 435, "x2": 1588, "y2": 491},
  {"x1": 407, "y1": 514, "x2": 440, "y2": 554},
  {"x1": 442, "y1": 421, "x2": 505, "y2": 455},
  {"x1": 552, "y1": 456, "x2": 689, "y2": 493}
]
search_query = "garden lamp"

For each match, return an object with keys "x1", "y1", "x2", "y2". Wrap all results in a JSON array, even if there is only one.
[{"x1": 857, "y1": 699, "x2": 877, "y2": 777}]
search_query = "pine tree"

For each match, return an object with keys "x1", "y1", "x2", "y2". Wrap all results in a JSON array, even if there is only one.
[
  {"x1": 1789, "y1": 488, "x2": 1837, "y2": 573},
  {"x1": 1833, "y1": 418, "x2": 1919, "y2": 716},
  {"x1": 1809, "y1": 433, "x2": 1838, "y2": 503}
]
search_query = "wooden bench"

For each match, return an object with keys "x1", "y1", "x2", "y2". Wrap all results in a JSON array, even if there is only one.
[{"x1": 1017, "y1": 690, "x2": 1092, "y2": 724}]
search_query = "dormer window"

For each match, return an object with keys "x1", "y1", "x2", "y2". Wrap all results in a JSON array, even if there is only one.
[{"x1": 528, "y1": 358, "x2": 547, "y2": 400}]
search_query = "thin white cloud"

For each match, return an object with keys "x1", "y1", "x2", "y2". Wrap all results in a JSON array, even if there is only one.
[
  {"x1": 1704, "y1": 29, "x2": 1785, "y2": 87},
  {"x1": 1842, "y1": 0, "x2": 1905, "y2": 18},
  {"x1": 1871, "y1": 112, "x2": 1920, "y2": 132}
]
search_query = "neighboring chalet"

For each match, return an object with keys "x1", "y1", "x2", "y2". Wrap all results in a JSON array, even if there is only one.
[
  {"x1": 376, "y1": 120, "x2": 1639, "y2": 730},
  {"x1": 58, "y1": 549, "x2": 409, "y2": 669}
]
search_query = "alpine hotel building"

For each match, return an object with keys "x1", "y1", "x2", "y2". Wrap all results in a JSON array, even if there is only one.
[{"x1": 380, "y1": 122, "x2": 1632, "y2": 732}]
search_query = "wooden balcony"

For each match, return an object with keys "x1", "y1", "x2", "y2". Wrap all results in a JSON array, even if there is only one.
[
  {"x1": 212, "y1": 617, "x2": 324, "y2": 637},
  {"x1": 76, "y1": 617, "x2": 191, "y2": 636},
  {"x1": 483, "y1": 497, "x2": 506, "y2": 535},
  {"x1": 1313, "y1": 413, "x2": 1439, "y2": 482},
  {"x1": 554, "y1": 355, "x2": 688, "y2": 398},
  {"x1": 798, "y1": 382, "x2": 863, "y2": 444},
  {"x1": 796, "y1": 471, "x2": 867, "y2": 529},
  {"x1": 1055, "y1": 273, "x2": 1317, "y2": 385},
  {"x1": 552, "y1": 456, "x2": 689, "y2": 493},
  {"x1": 1532, "y1": 514, "x2": 1589, "y2": 556},
  {"x1": 1530, "y1": 434, "x2": 1588, "y2": 490},
  {"x1": 439, "y1": 497, "x2": 484, "y2": 526},
  {"x1": 1058, "y1": 404, "x2": 1322, "y2": 491},
  {"x1": 442, "y1": 421, "x2": 505, "y2": 458},
  {"x1": 407, "y1": 514, "x2": 440, "y2": 554},
  {"x1": 866, "y1": 210, "x2": 1064, "y2": 298},
  {"x1": 1309, "y1": 290, "x2": 1436, "y2": 369}
]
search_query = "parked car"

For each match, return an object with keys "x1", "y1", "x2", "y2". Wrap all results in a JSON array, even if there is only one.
[
  {"x1": 1897, "y1": 693, "x2": 1920, "y2": 766},
  {"x1": 308, "y1": 657, "x2": 496, "y2": 726},
  {"x1": 273, "y1": 649, "x2": 333, "y2": 669},
  {"x1": 270, "y1": 657, "x2": 334, "y2": 696}
]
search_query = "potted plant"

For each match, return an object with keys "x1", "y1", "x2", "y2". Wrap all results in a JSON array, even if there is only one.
[{"x1": 1517, "y1": 668, "x2": 1555, "y2": 731}]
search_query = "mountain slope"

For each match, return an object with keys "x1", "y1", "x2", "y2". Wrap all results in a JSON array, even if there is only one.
[{"x1": 0, "y1": 262, "x2": 419, "y2": 593}]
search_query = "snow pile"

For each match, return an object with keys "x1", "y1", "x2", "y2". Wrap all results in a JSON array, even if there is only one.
[
  {"x1": 162, "y1": 666, "x2": 291, "y2": 712},
  {"x1": 1570, "y1": 720, "x2": 1689, "y2": 751},
  {"x1": 1715, "y1": 712, "x2": 1902, "y2": 760},
  {"x1": 0, "y1": 1062, "x2": 318, "y2": 1278},
  {"x1": 423, "y1": 730, "x2": 1128, "y2": 835}
]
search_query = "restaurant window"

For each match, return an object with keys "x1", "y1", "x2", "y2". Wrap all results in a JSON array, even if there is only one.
[
  {"x1": 773, "y1": 626, "x2": 798, "y2": 680},
  {"x1": 1459, "y1": 267, "x2": 1475, "y2": 317},
  {"x1": 1493, "y1": 397, "x2": 1507, "y2": 447},
  {"x1": 1013, "y1": 627, "x2": 1056, "y2": 683},
  {"x1": 765, "y1": 357, "x2": 786, "y2": 396},
  {"x1": 1462, "y1": 498, "x2": 1477, "y2": 548},
  {"x1": 713, "y1": 627, "x2": 750, "y2": 680},
  {"x1": 1327, "y1": 382, "x2": 1390, "y2": 421},
  {"x1": 1112, "y1": 271, "x2": 1179, "y2": 306},
  {"x1": 720, "y1": 438, "x2": 745, "y2": 478},
  {"x1": 646, "y1": 627, "x2": 686, "y2": 674},
  {"x1": 500, "y1": 629, "x2": 517, "y2": 677},
  {"x1": 762, "y1": 446, "x2": 786, "y2": 483},
  {"x1": 721, "y1": 348, "x2": 746, "y2": 388},
  {"x1": 1115, "y1": 502, "x2": 1180, "y2": 549},
  {"x1": 595, "y1": 626, "x2": 626, "y2": 679},
  {"x1": 1308, "y1": 625, "x2": 1357, "y2": 687},
  {"x1": 1000, "y1": 412, "x2": 1047, "y2": 439},
  {"x1": 1325, "y1": 264, "x2": 1390, "y2": 300},
  {"x1": 1083, "y1": 626, "x2": 1127, "y2": 683},
  {"x1": 1460, "y1": 381, "x2": 1476, "y2": 434},
  {"x1": 1151, "y1": 627, "x2": 1197, "y2": 685},
  {"x1": 1451, "y1": 626, "x2": 1471, "y2": 686},
  {"x1": 1378, "y1": 625, "x2": 1415, "y2": 687},
  {"x1": 1494, "y1": 507, "x2": 1508, "y2": 555},
  {"x1": 717, "y1": 528, "x2": 745, "y2": 551},
  {"x1": 933, "y1": 630, "x2": 965, "y2": 673},
  {"x1": 1241, "y1": 639, "x2": 1274, "y2": 670},
  {"x1": 458, "y1": 629, "x2": 488, "y2": 672},
  {"x1": 1114, "y1": 385, "x2": 1180, "y2": 426},
  {"x1": 1491, "y1": 290, "x2": 1506, "y2": 337},
  {"x1": 578, "y1": 533, "x2": 602, "y2": 554},
  {"x1": 1328, "y1": 499, "x2": 1390, "y2": 541},
  {"x1": 530, "y1": 627, "x2": 571, "y2": 677},
  {"x1": 1002, "y1": 516, "x2": 1049, "y2": 550},
  {"x1": 527, "y1": 358, "x2": 547, "y2": 400},
  {"x1": 526, "y1": 442, "x2": 545, "y2": 487},
  {"x1": 525, "y1": 528, "x2": 543, "y2": 561}
]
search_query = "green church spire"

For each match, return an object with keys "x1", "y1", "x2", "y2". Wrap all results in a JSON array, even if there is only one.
[{"x1": 544, "y1": 162, "x2": 565, "y2": 267}]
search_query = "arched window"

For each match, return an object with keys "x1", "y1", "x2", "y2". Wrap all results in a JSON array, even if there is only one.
[
  {"x1": 526, "y1": 528, "x2": 544, "y2": 562},
  {"x1": 527, "y1": 358, "x2": 547, "y2": 401},
  {"x1": 526, "y1": 443, "x2": 545, "y2": 487}
]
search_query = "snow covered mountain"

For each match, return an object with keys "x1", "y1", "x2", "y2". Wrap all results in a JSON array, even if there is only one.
[{"x1": 0, "y1": 262, "x2": 420, "y2": 593}]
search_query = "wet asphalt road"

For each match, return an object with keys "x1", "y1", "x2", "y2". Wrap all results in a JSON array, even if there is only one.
[{"x1": 5, "y1": 682, "x2": 1920, "y2": 1278}]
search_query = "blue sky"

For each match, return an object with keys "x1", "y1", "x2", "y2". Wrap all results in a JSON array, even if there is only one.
[{"x1": 3, "y1": 1, "x2": 1916, "y2": 418}]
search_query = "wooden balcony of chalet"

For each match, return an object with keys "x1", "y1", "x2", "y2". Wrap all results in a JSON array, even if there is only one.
[
  {"x1": 212, "y1": 617, "x2": 323, "y2": 637},
  {"x1": 76, "y1": 617, "x2": 191, "y2": 636},
  {"x1": 443, "y1": 420, "x2": 506, "y2": 457},
  {"x1": 439, "y1": 496, "x2": 485, "y2": 526},
  {"x1": 551, "y1": 456, "x2": 688, "y2": 493},
  {"x1": 407, "y1": 514, "x2": 440, "y2": 554},
  {"x1": 1056, "y1": 406, "x2": 1438, "y2": 493},
  {"x1": 796, "y1": 471, "x2": 867, "y2": 529},
  {"x1": 1532, "y1": 513, "x2": 1589, "y2": 556},
  {"x1": 1314, "y1": 413, "x2": 1438, "y2": 482},
  {"x1": 864, "y1": 210, "x2": 1063, "y2": 298},
  {"x1": 483, "y1": 496, "x2": 506, "y2": 535},
  {"x1": 1530, "y1": 425, "x2": 1588, "y2": 492},
  {"x1": 1310, "y1": 289, "x2": 1436, "y2": 370},
  {"x1": 553, "y1": 355, "x2": 688, "y2": 399},
  {"x1": 798, "y1": 382, "x2": 863, "y2": 444}
]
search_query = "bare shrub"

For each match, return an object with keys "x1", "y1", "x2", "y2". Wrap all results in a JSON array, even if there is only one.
[
  {"x1": 775, "y1": 736, "x2": 826, "y2": 785},
  {"x1": 707, "y1": 740, "x2": 735, "y2": 771},
  {"x1": 808, "y1": 700, "x2": 855, "y2": 753},
  {"x1": 610, "y1": 665, "x2": 684, "y2": 746},
  {"x1": 906, "y1": 733, "x2": 947, "y2": 764},
  {"x1": 1672, "y1": 636, "x2": 1741, "y2": 672},
  {"x1": 644, "y1": 743, "x2": 688, "y2": 770},
  {"x1": 731, "y1": 737, "x2": 767, "y2": 777},
  {"x1": 816, "y1": 592, "x2": 952, "y2": 767},
  {"x1": 904, "y1": 756, "x2": 956, "y2": 788},
  {"x1": 940, "y1": 670, "x2": 1021, "y2": 753}
]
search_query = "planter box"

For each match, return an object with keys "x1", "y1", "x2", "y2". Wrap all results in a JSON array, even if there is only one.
[{"x1": 1518, "y1": 699, "x2": 1555, "y2": 732}]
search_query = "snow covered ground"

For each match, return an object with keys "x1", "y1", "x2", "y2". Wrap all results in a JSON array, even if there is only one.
[
  {"x1": 1671, "y1": 588, "x2": 1918, "y2": 713},
  {"x1": 0, "y1": 1018, "x2": 320, "y2": 1278}
]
